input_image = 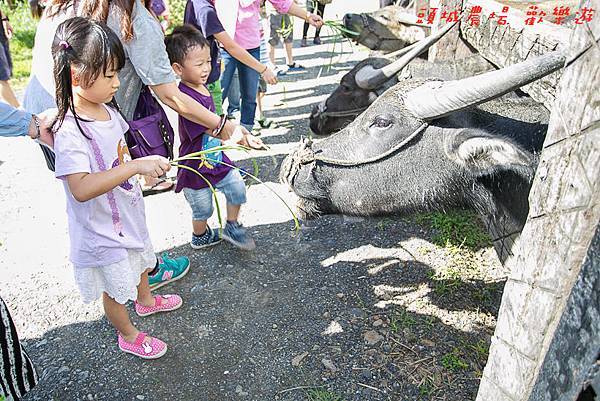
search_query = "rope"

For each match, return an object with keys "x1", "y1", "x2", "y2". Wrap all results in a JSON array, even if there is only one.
[{"x1": 298, "y1": 122, "x2": 428, "y2": 167}]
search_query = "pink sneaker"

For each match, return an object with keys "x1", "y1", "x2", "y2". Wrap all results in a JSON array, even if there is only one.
[
  {"x1": 135, "y1": 294, "x2": 183, "y2": 317},
  {"x1": 118, "y1": 332, "x2": 167, "y2": 359}
]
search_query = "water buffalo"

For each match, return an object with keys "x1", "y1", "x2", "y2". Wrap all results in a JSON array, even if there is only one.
[
  {"x1": 282, "y1": 51, "x2": 565, "y2": 261},
  {"x1": 343, "y1": 5, "x2": 427, "y2": 52},
  {"x1": 309, "y1": 22, "x2": 496, "y2": 136}
]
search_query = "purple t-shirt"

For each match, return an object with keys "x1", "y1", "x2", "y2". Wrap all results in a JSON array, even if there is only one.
[
  {"x1": 175, "y1": 82, "x2": 233, "y2": 192},
  {"x1": 54, "y1": 105, "x2": 150, "y2": 268},
  {"x1": 184, "y1": 0, "x2": 225, "y2": 84}
]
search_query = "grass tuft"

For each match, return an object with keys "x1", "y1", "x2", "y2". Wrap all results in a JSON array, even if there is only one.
[
  {"x1": 441, "y1": 349, "x2": 469, "y2": 372},
  {"x1": 306, "y1": 388, "x2": 343, "y2": 401}
]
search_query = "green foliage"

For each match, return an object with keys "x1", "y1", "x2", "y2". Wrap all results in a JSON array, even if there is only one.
[
  {"x1": 470, "y1": 339, "x2": 489, "y2": 360},
  {"x1": 416, "y1": 210, "x2": 491, "y2": 251},
  {"x1": 4, "y1": 3, "x2": 36, "y2": 87},
  {"x1": 417, "y1": 210, "x2": 492, "y2": 290},
  {"x1": 306, "y1": 388, "x2": 343, "y2": 401},
  {"x1": 418, "y1": 378, "x2": 434, "y2": 396},
  {"x1": 441, "y1": 349, "x2": 469, "y2": 372},
  {"x1": 168, "y1": 0, "x2": 185, "y2": 28}
]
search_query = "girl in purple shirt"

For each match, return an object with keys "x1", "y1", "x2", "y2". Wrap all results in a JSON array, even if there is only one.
[{"x1": 52, "y1": 18, "x2": 184, "y2": 360}]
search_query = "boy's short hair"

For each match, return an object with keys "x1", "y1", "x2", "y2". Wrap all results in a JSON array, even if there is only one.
[{"x1": 165, "y1": 25, "x2": 210, "y2": 65}]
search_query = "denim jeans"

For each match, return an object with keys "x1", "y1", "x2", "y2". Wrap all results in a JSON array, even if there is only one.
[
  {"x1": 226, "y1": 71, "x2": 241, "y2": 115},
  {"x1": 182, "y1": 170, "x2": 247, "y2": 221},
  {"x1": 220, "y1": 47, "x2": 260, "y2": 131}
]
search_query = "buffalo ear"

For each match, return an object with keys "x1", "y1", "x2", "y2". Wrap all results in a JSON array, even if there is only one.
[{"x1": 446, "y1": 129, "x2": 534, "y2": 177}]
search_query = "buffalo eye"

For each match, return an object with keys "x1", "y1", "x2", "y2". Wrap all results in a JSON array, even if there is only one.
[{"x1": 370, "y1": 115, "x2": 393, "y2": 129}]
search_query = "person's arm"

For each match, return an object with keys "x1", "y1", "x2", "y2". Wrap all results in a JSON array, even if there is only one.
[
  {"x1": 286, "y1": 1, "x2": 323, "y2": 27},
  {"x1": 122, "y1": 7, "x2": 247, "y2": 140},
  {"x1": 0, "y1": 103, "x2": 32, "y2": 137},
  {"x1": 214, "y1": 31, "x2": 277, "y2": 84},
  {"x1": 66, "y1": 156, "x2": 170, "y2": 202},
  {"x1": 151, "y1": 82, "x2": 244, "y2": 140},
  {"x1": 269, "y1": 0, "x2": 323, "y2": 27}
]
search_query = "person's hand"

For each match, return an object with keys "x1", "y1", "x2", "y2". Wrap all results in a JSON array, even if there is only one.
[
  {"x1": 307, "y1": 12, "x2": 323, "y2": 28},
  {"x1": 3, "y1": 21, "x2": 13, "y2": 40},
  {"x1": 221, "y1": 120, "x2": 250, "y2": 141},
  {"x1": 262, "y1": 67, "x2": 277, "y2": 85},
  {"x1": 132, "y1": 155, "x2": 171, "y2": 178},
  {"x1": 240, "y1": 133, "x2": 268, "y2": 150},
  {"x1": 34, "y1": 109, "x2": 57, "y2": 147}
]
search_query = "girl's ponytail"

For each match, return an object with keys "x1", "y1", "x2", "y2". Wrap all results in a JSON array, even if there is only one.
[{"x1": 52, "y1": 36, "x2": 76, "y2": 132}]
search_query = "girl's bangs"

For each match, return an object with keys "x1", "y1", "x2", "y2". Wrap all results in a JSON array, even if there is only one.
[{"x1": 105, "y1": 30, "x2": 126, "y2": 73}]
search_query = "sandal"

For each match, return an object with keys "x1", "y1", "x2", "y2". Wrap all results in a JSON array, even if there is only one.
[{"x1": 142, "y1": 178, "x2": 174, "y2": 196}]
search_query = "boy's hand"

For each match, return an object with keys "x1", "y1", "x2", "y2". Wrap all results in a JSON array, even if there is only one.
[
  {"x1": 133, "y1": 155, "x2": 171, "y2": 177},
  {"x1": 221, "y1": 120, "x2": 250, "y2": 141},
  {"x1": 240, "y1": 134, "x2": 268, "y2": 150}
]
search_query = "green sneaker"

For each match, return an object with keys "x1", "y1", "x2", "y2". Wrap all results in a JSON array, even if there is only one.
[{"x1": 148, "y1": 253, "x2": 190, "y2": 290}]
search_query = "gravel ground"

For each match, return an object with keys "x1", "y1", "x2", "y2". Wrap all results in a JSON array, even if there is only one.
[{"x1": 1, "y1": 6, "x2": 508, "y2": 399}]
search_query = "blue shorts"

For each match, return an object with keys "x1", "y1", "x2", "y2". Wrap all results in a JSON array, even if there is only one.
[{"x1": 182, "y1": 169, "x2": 247, "y2": 221}]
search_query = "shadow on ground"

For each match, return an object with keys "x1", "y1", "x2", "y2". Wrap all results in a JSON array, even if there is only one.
[
  {"x1": 23, "y1": 214, "x2": 504, "y2": 401},
  {"x1": 19, "y1": 34, "x2": 505, "y2": 401}
]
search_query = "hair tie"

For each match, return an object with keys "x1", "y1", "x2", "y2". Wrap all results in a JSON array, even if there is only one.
[{"x1": 59, "y1": 40, "x2": 70, "y2": 49}]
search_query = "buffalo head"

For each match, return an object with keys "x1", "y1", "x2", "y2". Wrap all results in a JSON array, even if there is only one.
[
  {"x1": 309, "y1": 57, "x2": 394, "y2": 136},
  {"x1": 282, "y1": 51, "x2": 564, "y2": 259},
  {"x1": 310, "y1": 22, "x2": 458, "y2": 136},
  {"x1": 343, "y1": 6, "x2": 427, "y2": 52}
]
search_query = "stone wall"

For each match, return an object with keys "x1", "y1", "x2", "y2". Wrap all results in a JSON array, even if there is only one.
[{"x1": 475, "y1": 0, "x2": 600, "y2": 399}]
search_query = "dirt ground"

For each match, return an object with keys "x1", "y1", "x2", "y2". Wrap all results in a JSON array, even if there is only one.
[{"x1": 0, "y1": 3, "x2": 508, "y2": 400}]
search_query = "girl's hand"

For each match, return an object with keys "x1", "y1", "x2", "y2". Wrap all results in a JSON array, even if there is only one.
[
  {"x1": 262, "y1": 67, "x2": 277, "y2": 85},
  {"x1": 132, "y1": 156, "x2": 171, "y2": 178}
]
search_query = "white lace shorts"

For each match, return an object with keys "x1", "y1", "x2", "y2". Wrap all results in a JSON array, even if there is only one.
[{"x1": 74, "y1": 242, "x2": 156, "y2": 305}]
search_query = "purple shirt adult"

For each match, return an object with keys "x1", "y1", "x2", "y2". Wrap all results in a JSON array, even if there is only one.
[
  {"x1": 175, "y1": 82, "x2": 233, "y2": 192},
  {"x1": 184, "y1": 0, "x2": 225, "y2": 84}
]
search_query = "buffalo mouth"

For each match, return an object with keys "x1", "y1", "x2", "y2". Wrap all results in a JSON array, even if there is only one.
[{"x1": 280, "y1": 149, "x2": 330, "y2": 219}]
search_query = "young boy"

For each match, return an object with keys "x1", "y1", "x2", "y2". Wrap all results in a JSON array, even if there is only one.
[{"x1": 165, "y1": 25, "x2": 263, "y2": 251}]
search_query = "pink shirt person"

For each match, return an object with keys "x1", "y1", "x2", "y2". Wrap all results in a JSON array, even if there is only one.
[{"x1": 218, "y1": 0, "x2": 293, "y2": 49}]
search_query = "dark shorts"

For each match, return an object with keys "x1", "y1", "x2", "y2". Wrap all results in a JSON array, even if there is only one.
[
  {"x1": 268, "y1": 14, "x2": 293, "y2": 46},
  {"x1": 0, "y1": 37, "x2": 12, "y2": 81}
]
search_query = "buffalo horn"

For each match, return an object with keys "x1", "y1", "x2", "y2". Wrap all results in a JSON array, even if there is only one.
[
  {"x1": 355, "y1": 20, "x2": 458, "y2": 90},
  {"x1": 404, "y1": 50, "x2": 566, "y2": 120},
  {"x1": 385, "y1": 41, "x2": 420, "y2": 59},
  {"x1": 394, "y1": 11, "x2": 433, "y2": 27}
]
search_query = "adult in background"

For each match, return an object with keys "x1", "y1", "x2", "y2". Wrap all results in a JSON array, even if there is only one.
[
  {"x1": 0, "y1": 102, "x2": 54, "y2": 401},
  {"x1": 301, "y1": 0, "x2": 330, "y2": 46},
  {"x1": 266, "y1": 0, "x2": 304, "y2": 74},
  {"x1": 0, "y1": 7, "x2": 19, "y2": 107},
  {"x1": 183, "y1": 0, "x2": 277, "y2": 117},
  {"x1": 215, "y1": 0, "x2": 323, "y2": 132}
]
